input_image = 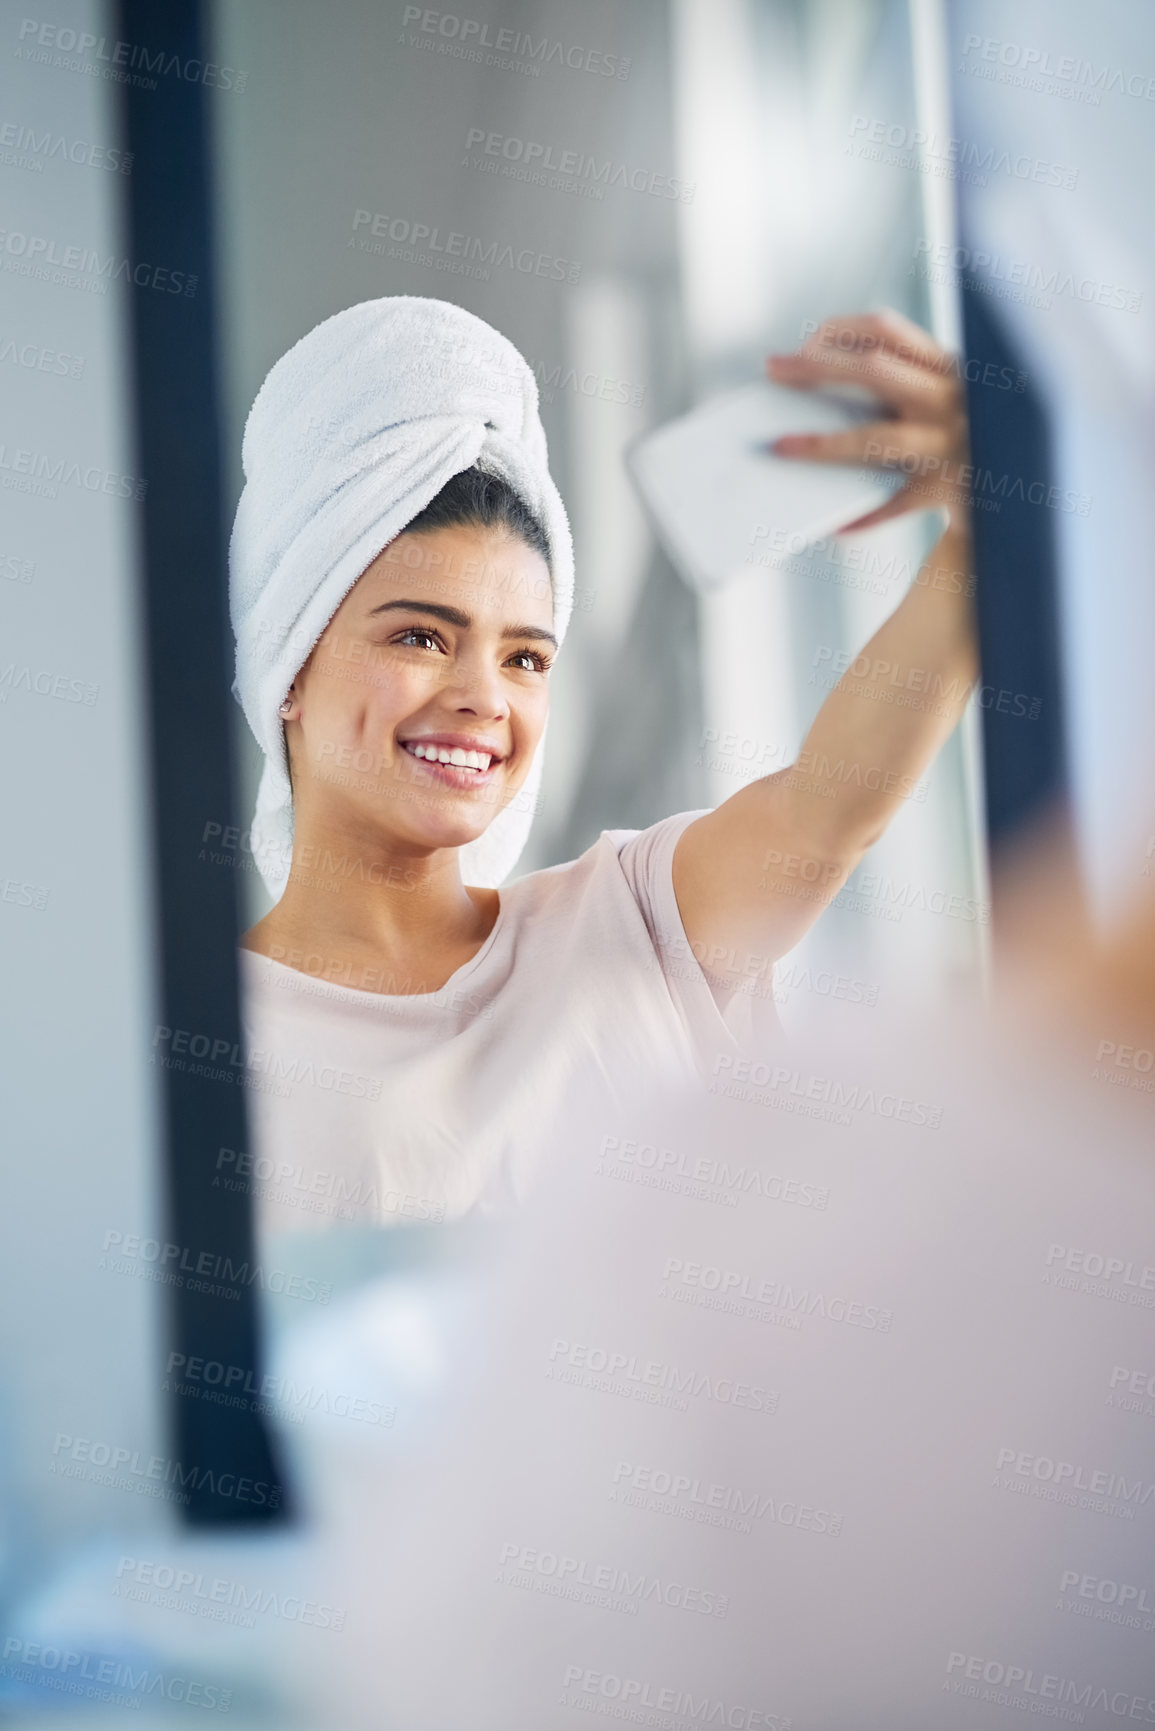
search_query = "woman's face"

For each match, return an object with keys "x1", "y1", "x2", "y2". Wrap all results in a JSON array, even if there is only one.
[{"x1": 284, "y1": 522, "x2": 555, "y2": 859}]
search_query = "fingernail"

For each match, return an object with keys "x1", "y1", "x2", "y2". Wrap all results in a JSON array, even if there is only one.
[{"x1": 773, "y1": 434, "x2": 812, "y2": 455}]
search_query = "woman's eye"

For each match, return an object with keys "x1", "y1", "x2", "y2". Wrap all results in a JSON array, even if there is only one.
[
  {"x1": 395, "y1": 626, "x2": 441, "y2": 650},
  {"x1": 508, "y1": 649, "x2": 551, "y2": 673}
]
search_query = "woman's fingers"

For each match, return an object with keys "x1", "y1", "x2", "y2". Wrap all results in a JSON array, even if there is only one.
[
  {"x1": 768, "y1": 309, "x2": 972, "y2": 532},
  {"x1": 769, "y1": 306, "x2": 964, "y2": 420},
  {"x1": 807, "y1": 307, "x2": 949, "y2": 371},
  {"x1": 773, "y1": 418, "x2": 957, "y2": 470},
  {"x1": 769, "y1": 344, "x2": 959, "y2": 421}
]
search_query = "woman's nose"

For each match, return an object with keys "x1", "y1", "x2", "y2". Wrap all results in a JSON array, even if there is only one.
[{"x1": 443, "y1": 653, "x2": 509, "y2": 719}]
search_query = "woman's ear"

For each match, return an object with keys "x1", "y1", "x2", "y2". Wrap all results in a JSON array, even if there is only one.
[{"x1": 279, "y1": 684, "x2": 299, "y2": 795}]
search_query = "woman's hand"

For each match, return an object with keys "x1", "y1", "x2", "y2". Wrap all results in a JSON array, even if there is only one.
[
  {"x1": 766, "y1": 308, "x2": 972, "y2": 537},
  {"x1": 670, "y1": 308, "x2": 979, "y2": 988}
]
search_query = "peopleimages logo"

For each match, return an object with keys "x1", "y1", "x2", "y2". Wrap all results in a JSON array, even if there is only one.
[
  {"x1": 559, "y1": 1666, "x2": 790, "y2": 1729},
  {"x1": 847, "y1": 114, "x2": 1079, "y2": 189},
  {"x1": 959, "y1": 33, "x2": 1155, "y2": 104},
  {"x1": 546, "y1": 1337, "x2": 779, "y2": 1415},
  {"x1": 995, "y1": 1445, "x2": 1155, "y2": 1512},
  {"x1": 839, "y1": 868, "x2": 990, "y2": 926},
  {"x1": 1108, "y1": 1364, "x2": 1155, "y2": 1408},
  {"x1": 351, "y1": 207, "x2": 581, "y2": 284},
  {"x1": 1045, "y1": 1241, "x2": 1155, "y2": 1295},
  {"x1": 151, "y1": 1022, "x2": 383, "y2": 1101},
  {"x1": 50, "y1": 1431, "x2": 281, "y2": 1510},
  {"x1": 611, "y1": 1462, "x2": 843, "y2": 1538},
  {"x1": 399, "y1": 8, "x2": 631, "y2": 79},
  {"x1": 712, "y1": 1053, "x2": 944, "y2": 1124},
  {"x1": 598, "y1": 1134, "x2": 831, "y2": 1209},
  {"x1": 0, "y1": 227, "x2": 197, "y2": 295},
  {"x1": 944, "y1": 1651, "x2": 1155, "y2": 1721},
  {"x1": 0, "y1": 119, "x2": 132, "y2": 172},
  {"x1": 661, "y1": 1255, "x2": 894, "y2": 1333},
  {"x1": 1058, "y1": 1569, "x2": 1155, "y2": 1618},
  {"x1": 214, "y1": 1144, "x2": 446, "y2": 1225},
  {"x1": 114, "y1": 1556, "x2": 346, "y2": 1631},
  {"x1": 0, "y1": 662, "x2": 98, "y2": 705},
  {"x1": 0, "y1": 336, "x2": 84, "y2": 377},
  {"x1": 1, "y1": 876, "x2": 49, "y2": 910},
  {"x1": 165, "y1": 1350, "x2": 397, "y2": 1428},
  {"x1": 0, "y1": 441, "x2": 146, "y2": 500},
  {"x1": 912, "y1": 238, "x2": 1142, "y2": 314},
  {"x1": 0, "y1": 1638, "x2": 232, "y2": 1713},
  {"x1": 100, "y1": 1229, "x2": 333, "y2": 1305},
  {"x1": 463, "y1": 128, "x2": 694, "y2": 201},
  {"x1": 497, "y1": 1542, "x2": 729, "y2": 1618},
  {"x1": 15, "y1": 19, "x2": 249, "y2": 91}
]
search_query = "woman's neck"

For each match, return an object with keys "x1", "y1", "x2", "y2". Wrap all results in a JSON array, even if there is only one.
[{"x1": 240, "y1": 822, "x2": 500, "y2": 995}]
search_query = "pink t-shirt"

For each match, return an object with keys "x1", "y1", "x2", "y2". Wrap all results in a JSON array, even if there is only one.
[{"x1": 239, "y1": 810, "x2": 783, "y2": 1233}]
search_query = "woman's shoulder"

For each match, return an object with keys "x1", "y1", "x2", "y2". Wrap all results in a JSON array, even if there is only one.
[{"x1": 499, "y1": 808, "x2": 710, "y2": 926}]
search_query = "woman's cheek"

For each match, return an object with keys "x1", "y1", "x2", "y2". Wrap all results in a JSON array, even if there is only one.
[{"x1": 513, "y1": 691, "x2": 550, "y2": 762}]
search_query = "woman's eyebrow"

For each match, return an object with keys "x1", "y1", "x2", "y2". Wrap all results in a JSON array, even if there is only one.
[
  {"x1": 369, "y1": 599, "x2": 471, "y2": 627},
  {"x1": 502, "y1": 623, "x2": 558, "y2": 648},
  {"x1": 369, "y1": 597, "x2": 557, "y2": 648}
]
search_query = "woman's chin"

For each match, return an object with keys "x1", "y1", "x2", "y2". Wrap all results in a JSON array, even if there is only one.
[
  {"x1": 389, "y1": 812, "x2": 501, "y2": 855},
  {"x1": 386, "y1": 774, "x2": 525, "y2": 847},
  {"x1": 354, "y1": 774, "x2": 525, "y2": 855}
]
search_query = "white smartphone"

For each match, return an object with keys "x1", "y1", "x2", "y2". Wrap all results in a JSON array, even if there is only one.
[{"x1": 626, "y1": 380, "x2": 906, "y2": 593}]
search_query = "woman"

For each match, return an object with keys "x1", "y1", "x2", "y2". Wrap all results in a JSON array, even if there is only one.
[{"x1": 231, "y1": 296, "x2": 974, "y2": 1230}]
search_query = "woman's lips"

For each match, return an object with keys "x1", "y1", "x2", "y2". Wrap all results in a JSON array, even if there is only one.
[{"x1": 400, "y1": 739, "x2": 502, "y2": 791}]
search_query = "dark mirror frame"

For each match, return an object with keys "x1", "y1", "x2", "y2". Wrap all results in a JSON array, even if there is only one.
[{"x1": 118, "y1": 0, "x2": 288, "y2": 1525}]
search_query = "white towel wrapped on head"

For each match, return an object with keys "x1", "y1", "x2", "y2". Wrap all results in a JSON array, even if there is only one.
[{"x1": 229, "y1": 295, "x2": 575, "y2": 900}]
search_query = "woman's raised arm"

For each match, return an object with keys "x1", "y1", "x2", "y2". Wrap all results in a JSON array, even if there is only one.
[{"x1": 672, "y1": 309, "x2": 977, "y2": 986}]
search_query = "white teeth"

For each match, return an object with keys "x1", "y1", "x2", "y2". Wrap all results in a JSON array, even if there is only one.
[{"x1": 405, "y1": 742, "x2": 494, "y2": 773}]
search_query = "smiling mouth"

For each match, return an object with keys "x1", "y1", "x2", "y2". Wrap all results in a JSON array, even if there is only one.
[{"x1": 400, "y1": 740, "x2": 502, "y2": 780}]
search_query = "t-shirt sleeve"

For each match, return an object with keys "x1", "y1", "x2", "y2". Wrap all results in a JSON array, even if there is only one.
[{"x1": 607, "y1": 809, "x2": 784, "y2": 1061}]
